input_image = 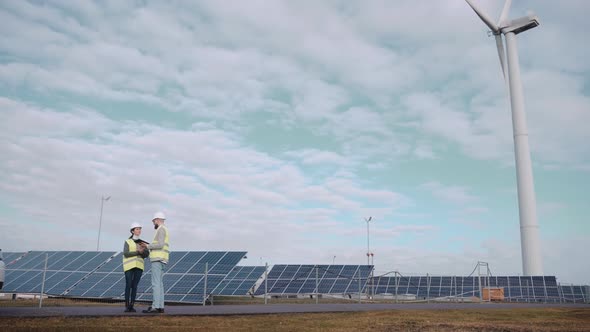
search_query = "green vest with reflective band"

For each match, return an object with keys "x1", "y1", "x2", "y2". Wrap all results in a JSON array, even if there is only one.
[
  {"x1": 151, "y1": 225, "x2": 169, "y2": 262},
  {"x1": 123, "y1": 239, "x2": 145, "y2": 272}
]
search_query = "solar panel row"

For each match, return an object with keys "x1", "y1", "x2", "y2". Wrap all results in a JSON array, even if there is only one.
[
  {"x1": 368, "y1": 275, "x2": 565, "y2": 302},
  {"x1": 255, "y1": 264, "x2": 374, "y2": 295},
  {"x1": 213, "y1": 266, "x2": 266, "y2": 296},
  {"x1": 2, "y1": 251, "x2": 117, "y2": 295},
  {"x1": 2, "y1": 250, "x2": 249, "y2": 304},
  {"x1": 2, "y1": 252, "x2": 587, "y2": 303}
]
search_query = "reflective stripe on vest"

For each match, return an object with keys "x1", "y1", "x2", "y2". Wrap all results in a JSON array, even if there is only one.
[
  {"x1": 150, "y1": 225, "x2": 170, "y2": 262},
  {"x1": 123, "y1": 239, "x2": 145, "y2": 271}
]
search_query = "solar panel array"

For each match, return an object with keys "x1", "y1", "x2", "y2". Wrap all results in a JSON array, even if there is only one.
[
  {"x1": 254, "y1": 265, "x2": 374, "y2": 295},
  {"x1": 2, "y1": 252, "x2": 587, "y2": 304},
  {"x1": 2, "y1": 251, "x2": 116, "y2": 295},
  {"x1": 370, "y1": 275, "x2": 564, "y2": 302},
  {"x1": 212, "y1": 266, "x2": 266, "y2": 296},
  {"x1": 66, "y1": 251, "x2": 247, "y2": 303}
]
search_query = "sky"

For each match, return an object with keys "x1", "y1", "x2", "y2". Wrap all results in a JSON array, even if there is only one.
[{"x1": 0, "y1": 0, "x2": 588, "y2": 284}]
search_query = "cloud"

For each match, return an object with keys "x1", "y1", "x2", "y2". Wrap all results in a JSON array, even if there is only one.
[
  {"x1": 0, "y1": 0, "x2": 588, "y2": 285},
  {"x1": 0, "y1": 98, "x2": 408, "y2": 259},
  {"x1": 420, "y1": 181, "x2": 479, "y2": 205}
]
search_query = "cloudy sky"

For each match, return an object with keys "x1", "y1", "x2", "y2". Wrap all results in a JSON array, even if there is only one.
[{"x1": 0, "y1": 0, "x2": 588, "y2": 284}]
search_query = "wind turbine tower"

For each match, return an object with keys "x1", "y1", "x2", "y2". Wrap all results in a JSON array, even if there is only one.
[{"x1": 465, "y1": 0, "x2": 543, "y2": 276}]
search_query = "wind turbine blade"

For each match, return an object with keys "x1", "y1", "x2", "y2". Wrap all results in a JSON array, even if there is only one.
[
  {"x1": 498, "y1": 0, "x2": 512, "y2": 27},
  {"x1": 495, "y1": 34, "x2": 508, "y2": 81},
  {"x1": 465, "y1": 0, "x2": 499, "y2": 33}
]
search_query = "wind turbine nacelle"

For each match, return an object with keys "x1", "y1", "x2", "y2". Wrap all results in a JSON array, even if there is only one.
[{"x1": 501, "y1": 14, "x2": 540, "y2": 35}]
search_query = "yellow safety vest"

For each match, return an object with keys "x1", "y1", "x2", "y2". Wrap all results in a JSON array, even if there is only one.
[
  {"x1": 150, "y1": 225, "x2": 170, "y2": 262},
  {"x1": 123, "y1": 239, "x2": 145, "y2": 271}
]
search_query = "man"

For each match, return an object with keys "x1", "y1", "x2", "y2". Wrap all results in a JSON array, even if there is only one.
[
  {"x1": 143, "y1": 212, "x2": 169, "y2": 314},
  {"x1": 0, "y1": 249, "x2": 5, "y2": 291}
]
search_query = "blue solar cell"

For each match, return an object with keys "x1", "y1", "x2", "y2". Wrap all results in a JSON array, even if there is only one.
[
  {"x1": 1, "y1": 270, "x2": 29, "y2": 291},
  {"x1": 67, "y1": 273, "x2": 107, "y2": 296},
  {"x1": 10, "y1": 252, "x2": 47, "y2": 270},
  {"x1": 439, "y1": 287, "x2": 452, "y2": 297},
  {"x1": 168, "y1": 252, "x2": 202, "y2": 273},
  {"x1": 167, "y1": 274, "x2": 200, "y2": 294},
  {"x1": 32, "y1": 271, "x2": 70, "y2": 294},
  {"x1": 4, "y1": 271, "x2": 43, "y2": 292},
  {"x1": 46, "y1": 272, "x2": 87, "y2": 295},
  {"x1": 76, "y1": 252, "x2": 116, "y2": 272},
  {"x1": 267, "y1": 265, "x2": 286, "y2": 278},
  {"x1": 544, "y1": 276, "x2": 557, "y2": 286},
  {"x1": 12, "y1": 271, "x2": 45, "y2": 293}
]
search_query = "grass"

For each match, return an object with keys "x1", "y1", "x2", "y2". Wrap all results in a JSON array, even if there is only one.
[{"x1": 1, "y1": 308, "x2": 589, "y2": 331}]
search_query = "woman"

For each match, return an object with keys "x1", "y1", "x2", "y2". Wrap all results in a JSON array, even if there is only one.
[{"x1": 123, "y1": 222, "x2": 149, "y2": 312}]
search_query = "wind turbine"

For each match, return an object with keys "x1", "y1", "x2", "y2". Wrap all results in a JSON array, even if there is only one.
[{"x1": 465, "y1": 0, "x2": 543, "y2": 276}]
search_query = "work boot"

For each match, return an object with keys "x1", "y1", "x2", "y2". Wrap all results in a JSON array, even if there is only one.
[{"x1": 142, "y1": 306, "x2": 159, "y2": 313}]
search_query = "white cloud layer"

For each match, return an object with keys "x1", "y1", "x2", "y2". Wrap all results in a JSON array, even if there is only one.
[{"x1": 0, "y1": 0, "x2": 588, "y2": 284}]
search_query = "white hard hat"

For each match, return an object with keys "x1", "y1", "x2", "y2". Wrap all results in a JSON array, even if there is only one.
[
  {"x1": 152, "y1": 211, "x2": 166, "y2": 221},
  {"x1": 130, "y1": 222, "x2": 142, "y2": 231}
]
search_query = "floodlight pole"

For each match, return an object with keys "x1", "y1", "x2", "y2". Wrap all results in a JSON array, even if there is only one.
[{"x1": 96, "y1": 195, "x2": 110, "y2": 251}]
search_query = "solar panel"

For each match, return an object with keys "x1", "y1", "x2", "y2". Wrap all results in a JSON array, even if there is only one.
[
  {"x1": 213, "y1": 266, "x2": 266, "y2": 296},
  {"x1": 559, "y1": 284, "x2": 589, "y2": 303},
  {"x1": 255, "y1": 265, "x2": 373, "y2": 295},
  {"x1": 2, "y1": 251, "x2": 117, "y2": 295}
]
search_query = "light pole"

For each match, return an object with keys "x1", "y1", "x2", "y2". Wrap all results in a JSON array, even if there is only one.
[
  {"x1": 364, "y1": 217, "x2": 372, "y2": 266},
  {"x1": 96, "y1": 195, "x2": 111, "y2": 251},
  {"x1": 364, "y1": 216, "x2": 373, "y2": 299}
]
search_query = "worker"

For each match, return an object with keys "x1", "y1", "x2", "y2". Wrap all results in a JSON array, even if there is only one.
[
  {"x1": 143, "y1": 212, "x2": 169, "y2": 314},
  {"x1": 0, "y1": 249, "x2": 5, "y2": 291},
  {"x1": 123, "y1": 222, "x2": 149, "y2": 312}
]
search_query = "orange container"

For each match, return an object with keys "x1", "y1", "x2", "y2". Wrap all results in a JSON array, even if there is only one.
[{"x1": 482, "y1": 287, "x2": 505, "y2": 301}]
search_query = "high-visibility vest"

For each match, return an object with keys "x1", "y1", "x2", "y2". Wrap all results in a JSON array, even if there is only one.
[
  {"x1": 150, "y1": 225, "x2": 170, "y2": 262},
  {"x1": 123, "y1": 239, "x2": 145, "y2": 272}
]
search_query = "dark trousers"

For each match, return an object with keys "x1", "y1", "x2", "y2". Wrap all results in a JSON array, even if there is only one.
[{"x1": 124, "y1": 268, "x2": 143, "y2": 308}]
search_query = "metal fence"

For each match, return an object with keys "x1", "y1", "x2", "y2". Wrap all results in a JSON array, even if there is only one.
[{"x1": 1, "y1": 257, "x2": 588, "y2": 307}]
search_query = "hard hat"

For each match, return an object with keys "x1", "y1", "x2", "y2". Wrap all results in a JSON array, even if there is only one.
[
  {"x1": 130, "y1": 222, "x2": 142, "y2": 231},
  {"x1": 152, "y1": 211, "x2": 166, "y2": 221}
]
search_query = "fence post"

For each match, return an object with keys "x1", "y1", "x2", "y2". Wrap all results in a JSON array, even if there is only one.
[
  {"x1": 315, "y1": 265, "x2": 319, "y2": 304},
  {"x1": 394, "y1": 272, "x2": 399, "y2": 304},
  {"x1": 426, "y1": 273, "x2": 430, "y2": 303},
  {"x1": 202, "y1": 262, "x2": 208, "y2": 306},
  {"x1": 264, "y1": 263, "x2": 268, "y2": 305},
  {"x1": 39, "y1": 253, "x2": 48, "y2": 308},
  {"x1": 358, "y1": 269, "x2": 361, "y2": 304}
]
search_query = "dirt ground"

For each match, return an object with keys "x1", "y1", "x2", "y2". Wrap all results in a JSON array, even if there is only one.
[{"x1": 1, "y1": 308, "x2": 589, "y2": 332}]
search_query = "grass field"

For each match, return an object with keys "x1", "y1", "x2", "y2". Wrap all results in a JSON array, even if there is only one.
[{"x1": 1, "y1": 308, "x2": 589, "y2": 332}]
